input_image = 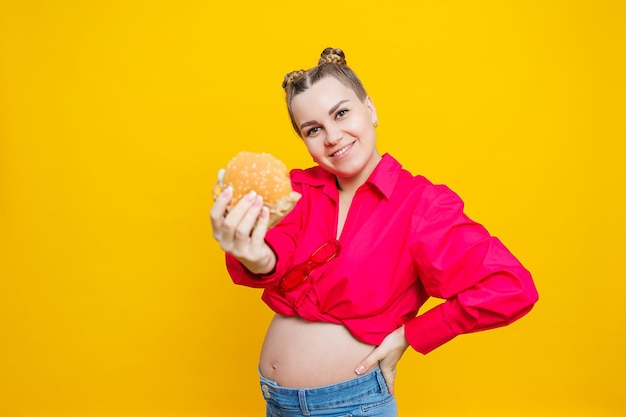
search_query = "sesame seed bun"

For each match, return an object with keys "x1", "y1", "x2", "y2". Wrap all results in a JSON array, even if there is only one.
[{"x1": 213, "y1": 151, "x2": 301, "y2": 228}]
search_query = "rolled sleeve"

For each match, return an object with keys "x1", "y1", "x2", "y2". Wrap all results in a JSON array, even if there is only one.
[{"x1": 226, "y1": 228, "x2": 296, "y2": 288}]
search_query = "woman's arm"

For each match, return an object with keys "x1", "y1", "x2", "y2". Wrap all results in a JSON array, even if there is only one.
[{"x1": 406, "y1": 184, "x2": 538, "y2": 354}]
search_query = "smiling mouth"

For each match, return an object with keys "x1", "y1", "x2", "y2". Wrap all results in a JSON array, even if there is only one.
[{"x1": 330, "y1": 141, "x2": 355, "y2": 157}]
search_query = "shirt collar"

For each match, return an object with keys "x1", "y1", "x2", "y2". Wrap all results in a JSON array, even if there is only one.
[
  {"x1": 293, "y1": 153, "x2": 402, "y2": 200},
  {"x1": 366, "y1": 153, "x2": 401, "y2": 200}
]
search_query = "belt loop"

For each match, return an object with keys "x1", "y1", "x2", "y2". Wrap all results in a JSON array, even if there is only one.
[
  {"x1": 298, "y1": 389, "x2": 310, "y2": 415},
  {"x1": 375, "y1": 366, "x2": 389, "y2": 394}
]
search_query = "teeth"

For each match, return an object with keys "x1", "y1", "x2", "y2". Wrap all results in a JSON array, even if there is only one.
[{"x1": 333, "y1": 143, "x2": 352, "y2": 157}]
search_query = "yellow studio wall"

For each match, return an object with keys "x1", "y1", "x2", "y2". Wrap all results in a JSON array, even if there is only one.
[{"x1": 0, "y1": 0, "x2": 624, "y2": 416}]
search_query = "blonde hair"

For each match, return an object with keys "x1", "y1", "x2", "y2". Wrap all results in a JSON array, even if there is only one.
[{"x1": 282, "y1": 47, "x2": 368, "y2": 135}]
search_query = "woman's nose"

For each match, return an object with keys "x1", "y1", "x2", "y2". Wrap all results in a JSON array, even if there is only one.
[{"x1": 324, "y1": 125, "x2": 342, "y2": 146}]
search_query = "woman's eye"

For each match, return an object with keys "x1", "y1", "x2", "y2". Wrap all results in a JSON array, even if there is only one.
[
  {"x1": 305, "y1": 126, "x2": 321, "y2": 137},
  {"x1": 336, "y1": 109, "x2": 348, "y2": 119}
]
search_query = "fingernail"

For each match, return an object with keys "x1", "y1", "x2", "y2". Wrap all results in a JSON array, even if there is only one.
[
  {"x1": 355, "y1": 365, "x2": 366, "y2": 375},
  {"x1": 254, "y1": 195, "x2": 263, "y2": 207},
  {"x1": 246, "y1": 190, "x2": 257, "y2": 201},
  {"x1": 223, "y1": 186, "x2": 233, "y2": 197}
]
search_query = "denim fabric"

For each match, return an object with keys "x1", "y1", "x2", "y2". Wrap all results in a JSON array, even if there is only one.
[{"x1": 259, "y1": 365, "x2": 398, "y2": 417}]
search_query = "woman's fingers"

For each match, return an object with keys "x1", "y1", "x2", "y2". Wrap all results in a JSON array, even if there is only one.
[
  {"x1": 233, "y1": 194, "x2": 264, "y2": 243},
  {"x1": 380, "y1": 366, "x2": 397, "y2": 396},
  {"x1": 251, "y1": 206, "x2": 270, "y2": 247},
  {"x1": 210, "y1": 187, "x2": 272, "y2": 274},
  {"x1": 355, "y1": 347, "x2": 396, "y2": 395},
  {"x1": 220, "y1": 191, "x2": 254, "y2": 236},
  {"x1": 216, "y1": 190, "x2": 269, "y2": 260},
  {"x1": 210, "y1": 186, "x2": 233, "y2": 238},
  {"x1": 355, "y1": 325, "x2": 409, "y2": 397}
]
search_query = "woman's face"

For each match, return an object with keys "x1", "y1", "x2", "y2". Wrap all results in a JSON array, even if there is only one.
[{"x1": 290, "y1": 76, "x2": 380, "y2": 188}]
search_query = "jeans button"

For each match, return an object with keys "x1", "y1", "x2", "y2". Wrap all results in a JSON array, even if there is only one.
[{"x1": 261, "y1": 384, "x2": 271, "y2": 398}]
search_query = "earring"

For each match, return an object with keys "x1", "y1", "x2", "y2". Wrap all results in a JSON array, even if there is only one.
[{"x1": 373, "y1": 121, "x2": 379, "y2": 128}]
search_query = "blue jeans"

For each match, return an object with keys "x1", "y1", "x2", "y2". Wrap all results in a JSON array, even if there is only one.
[{"x1": 259, "y1": 365, "x2": 398, "y2": 417}]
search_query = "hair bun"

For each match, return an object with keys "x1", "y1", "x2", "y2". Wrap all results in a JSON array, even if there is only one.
[
  {"x1": 282, "y1": 70, "x2": 305, "y2": 89},
  {"x1": 318, "y1": 47, "x2": 346, "y2": 66}
]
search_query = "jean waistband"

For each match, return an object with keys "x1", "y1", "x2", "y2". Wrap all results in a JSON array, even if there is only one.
[{"x1": 259, "y1": 364, "x2": 388, "y2": 410}]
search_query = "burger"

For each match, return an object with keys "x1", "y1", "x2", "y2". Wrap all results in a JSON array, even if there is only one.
[{"x1": 213, "y1": 151, "x2": 301, "y2": 228}]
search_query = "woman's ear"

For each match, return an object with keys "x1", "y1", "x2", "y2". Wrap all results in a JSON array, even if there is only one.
[{"x1": 365, "y1": 96, "x2": 378, "y2": 125}]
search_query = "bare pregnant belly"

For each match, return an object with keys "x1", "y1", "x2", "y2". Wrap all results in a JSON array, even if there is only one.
[{"x1": 259, "y1": 314, "x2": 376, "y2": 388}]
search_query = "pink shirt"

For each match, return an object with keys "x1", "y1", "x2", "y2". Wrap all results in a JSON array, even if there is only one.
[{"x1": 226, "y1": 154, "x2": 538, "y2": 354}]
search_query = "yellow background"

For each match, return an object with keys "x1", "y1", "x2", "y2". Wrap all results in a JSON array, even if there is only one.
[{"x1": 1, "y1": 0, "x2": 624, "y2": 416}]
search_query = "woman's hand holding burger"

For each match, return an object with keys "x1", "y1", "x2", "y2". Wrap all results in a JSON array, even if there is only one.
[
  {"x1": 211, "y1": 185, "x2": 276, "y2": 275},
  {"x1": 210, "y1": 151, "x2": 301, "y2": 275}
]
